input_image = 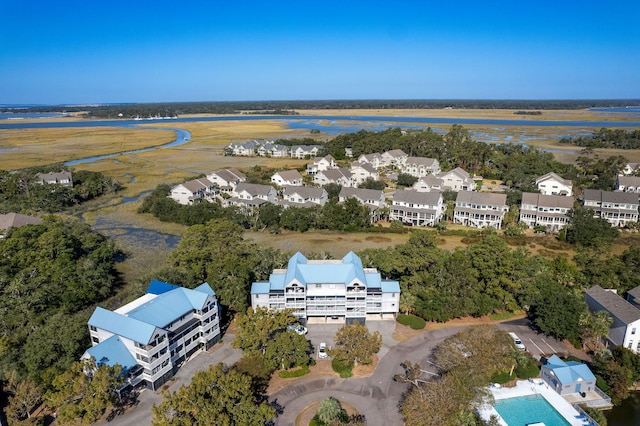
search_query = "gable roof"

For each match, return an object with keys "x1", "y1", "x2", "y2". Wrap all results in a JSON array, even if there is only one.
[
  {"x1": 456, "y1": 191, "x2": 507, "y2": 206},
  {"x1": 352, "y1": 162, "x2": 378, "y2": 174},
  {"x1": 320, "y1": 168, "x2": 352, "y2": 181},
  {"x1": 544, "y1": 355, "x2": 596, "y2": 384},
  {"x1": 405, "y1": 157, "x2": 439, "y2": 167},
  {"x1": 393, "y1": 189, "x2": 442, "y2": 205},
  {"x1": 586, "y1": 285, "x2": 640, "y2": 325},
  {"x1": 339, "y1": 187, "x2": 383, "y2": 203},
  {"x1": 89, "y1": 307, "x2": 158, "y2": 344},
  {"x1": 583, "y1": 189, "x2": 639, "y2": 205},
  {"x1": 235, "y1": 182, "x2": 275, "y2": 196},
  {"x1": 384, "y1": 149, "x2": 407, "y2": 158},
  {"x1": 0, "y1": 213, "x2": 43, "y2": 232},
  {"x1": 536, "y1": 172, "x2": 572, "y2": 186},
  {"x1": 274, "y1": 169, "x2": 303, "y2": 181},
  {"x1": 617, "y1": 175, "x2": 640, "y2": 187},
  {"x1": 179, "y1": 178, "x2": 214, "y2": 193},
  {"x1": 284, "y1": 186, "x2": 325, "y2": 199},
  {"x1": 440, "y1": 167, "x2": 470, "y2": 179},
  {"x1": 521, "y1": 192, "x2": 575, "y2": 209}
]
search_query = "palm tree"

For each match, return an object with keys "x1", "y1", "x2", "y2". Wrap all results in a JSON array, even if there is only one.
[{"x1": 317, "y1": 397, "x2": 342, "y2": 424}]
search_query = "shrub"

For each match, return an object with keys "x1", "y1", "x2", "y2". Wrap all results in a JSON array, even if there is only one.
[
  {"x1": 490, "y1": 370, "x2": 516, "y2": 384},
  {"x1": 515, "y1": 358, "x2": 540, "y2": 379},
  {"x1": 331, "y1": 358, "x2": 353, "y2": 378},
  {"x1": 397, "y1": 314, "x2": 427, "y2": 330},
  {"x1": 278, "y1": 365, "x2": 310, "y2": 378}
]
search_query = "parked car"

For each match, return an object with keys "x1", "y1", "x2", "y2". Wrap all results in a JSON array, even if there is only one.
[
  {"x1": 287, "y1": 324, "x2": 308, "y2": 335},
  {"x1": 318, "y1": 342, "x2": 328, "y2": 359},
  {"x1": 509, "y1": 332, "x2": 526, "y2": 351}
]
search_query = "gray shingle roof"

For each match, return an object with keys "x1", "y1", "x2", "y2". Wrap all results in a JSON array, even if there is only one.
[
  {"x1": 455, "y1": 191, "x2": 507, "y2": 206},
  {"x1": 586, "y1": 285, "x2": 640, "y2": 325}
]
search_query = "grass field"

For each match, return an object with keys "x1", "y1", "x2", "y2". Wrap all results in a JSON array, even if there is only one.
[{"x1": 3, "y1": 110, "x2": 639, "y2": 286}]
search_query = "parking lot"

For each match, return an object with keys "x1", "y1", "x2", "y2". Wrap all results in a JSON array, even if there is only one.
[
  {"x1": 497, "y1": 318, "x2": 567, "y2": 359},
  {"x1": 302, "y1": 320, "x2": 398, "y2": 360}
]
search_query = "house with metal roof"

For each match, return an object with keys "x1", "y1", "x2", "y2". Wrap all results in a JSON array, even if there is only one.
[
  {"x1": 519, "y1": 192, "x2": 575, "y2": 232},
  {"x1": 586, "y1": 285, "x2": 640, "y2": 353},
  {"x1": 454, "y1": 192, "x2": 509, "y2": 229},
  {"x1": 84, "y1": 281, "x2": 220, "y2": 390},
  {"x1": 390, "y1": 190, "x2": 443, "y2": 227},
  {"x1": 251, "y1": 252, "x2": 400, "y2": 324},
  {"x1": 582, "y1": 189, "x2": 639, "y2": 227},
  {"x1": 540, "y1": 355, "x2": 597, "y2": 396}
]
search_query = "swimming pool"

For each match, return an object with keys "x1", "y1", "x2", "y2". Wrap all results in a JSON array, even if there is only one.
[{"x1": 493, "y1": 394, "x2": 571, "y2": 426}]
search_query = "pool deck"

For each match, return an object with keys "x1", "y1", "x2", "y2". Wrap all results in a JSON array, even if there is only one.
[{"x1": 477, "y1": 380, "x2": 589, "y2": 426}]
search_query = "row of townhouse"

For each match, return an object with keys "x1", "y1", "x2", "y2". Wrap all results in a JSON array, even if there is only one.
[
  {"x1": 84, "y1": 280, "x2": 221, "y2": 390},
  {"x1": 225, "y1": 140, "x2": 323, "y2": 159},
  {"x1": 251, "y1": 251, "x2": 400, "y2": 324},
  {"x1": 412, "y1": 167, "x2": 478, "y2": 192},
  {"x1": 312, "y1": 163, "x2": 380, "y2": 187},
  {"x1": 357, "y1": 149, "x2": 409, "y2": 169}
]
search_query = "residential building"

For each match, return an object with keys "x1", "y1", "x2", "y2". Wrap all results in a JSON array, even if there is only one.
[
  {"x1": 251, "y1": 252, "x2": 400, "y2": 324},
  {"x1": 257, "y1": 142, "x2": 289, "y2": 158},
  {"x1": 35, "y1": 171, "x2": 73, "y2": 187},
  {"x1": 271, "y1": 170, "x2": 304, "y2": 187},
  {"x1": 402, "y1": 157, "x2": 441, "y2": 178},
  {"x1": 338, "y1": 187, "x2": 386, "y2": 223},
  {"x1": 225, "y1": 140, "x2": 260, "y2": 156},
  {"x1": 350, "y1": 162, "x2": 380, "y2": 185},
  {"x1": 535, "y1": 172, "x2": 573, "y2": 196},
  {"x1": 540, "y1": 355, "x2": 597, "y2": 396},
  {"x1": 582, "y1": 189, "x2": 639, "y2": 227},
  {"x1": 519, "y1": 192, "x2": 575, "y2": 232},
  {"x1": 344, "y1": 146, "x2": 353, "y2": 158},
  {"x1": 206, "y1": 168, "x2": 246, "y2": 193},
  {"x1": 228, "y1": 183, "x2": 277, "y2": 209},
  {"x1": 453, "y1": 192, "x2": 509, "y2": 229},
  {"x1": 437, "y1": 167, "x2": 476, "y2": 192},
  {"x1": 622, "y1": 163, "x2": 640, "y2": 176},
  {"x1": 615, "y1": 175, "x2": 640, "y2": 194},
  {"x1": 586, "y1": 285, "x2": 640, "y2": 353},
  {"x1": 0, "y1": 213, "x2": 42, "y2": 237},
  {"x1": 412, "y1": 175, "x2": 444, "y2": 192},
  {"x1": 390, "y1": 190, "x2": 443, "y2": 227},
  {"x1": 306, "y1": 155, "x2": 336, "y2": 175},
  {"x1": 357, "y1": 153, "x2": 383, "y2": 169},
  {"x1": 381, "y1": 149, "x2": 408, "y2": 168},
  {"x1": 170, "y1": 178, "x2": 216, "y2": 205},
  {"x1": 290, "y1": 145, "x2": 322, "y2": 159},
  {"x1": 627, "y1": 285, "x2": 640, "y2": 310},
  {"x1": 313, "y1": 168, "x2": 354, "y2": 188},
  {"x1": 281, "y1": 186, "x2": 328, "y2": 207},
  {"x1": 85, "y1": 280, "x2": 221, "y2": 390}
]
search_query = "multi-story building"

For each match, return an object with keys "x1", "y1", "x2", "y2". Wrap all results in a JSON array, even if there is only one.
[
  {"x1": 453, "y1": 192, "x2": 509, "y2": 229},
  {"x1": 206, "y1": 168, "x2": 246, "y2": 194},
  {"x1": 586, "y1": 285, "x2": 640, "y2": 353},
  {"x1": 251, "y1": 252, "x2": 400, "y2": 324},
  {"x1": 389, "y1": 190, "x2": 443, "y2": 227},
  {"x1": 280, "y1": 186, "x2": 328, "y2": 207},
  {"x1": 313, "y1": 168, "x2": 354, "y2": 188},
  {"x1": 582, "y1": 189, "x2": 639, "y2": 227},
  {"x1": 271, "y1": 170, "x2": 304, "y2": 187},
  {"x1": 84, "y1": 281, "x2": 221, "y2": 390},
  {"x1": 437, "y1": 167, "x2": 476, "y2": 192},
  {"x1": 402, "y1": 157, "x2": 441, "y2": 178},
  {"x1": 615, "y1": 175, "x2": 640, "y2": 194},
  {"x1": 338, "y1": 187, "x2": 386, "y2": 223},
  {"x1": 35, "y1": 171, "x2": 73, "y2": 187},
  {"x1": 535, "y1": 172, "x2": 573, "y2": 196},
  {"x1": 519, "y1": 192, "x2": 575, "y2": 232},
  {"x1": 170, "y1": 178, "x2": 216, "y2": 205}
]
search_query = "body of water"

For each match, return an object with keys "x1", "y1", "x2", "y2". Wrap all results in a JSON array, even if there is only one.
[
  {"x1": 606, "y1": 392, "x2": 640, "y2": 426},
  {"x1": 0, "y1": 112, "x2": 68, "y2": 120},
  {"x1": 1, "y1": 114, "x2": 640, "y2": 131}
]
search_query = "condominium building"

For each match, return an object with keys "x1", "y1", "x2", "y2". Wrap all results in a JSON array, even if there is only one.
[
  {"x1": 84, "y1": 281, "x2": 221, "y2": 390},
  {"x1": 519, "y1": 192, "x2": 575, "y2": 232},
  {"x1": 453, "y1": 192, "x2": 509, "y2": 229},
  {"x1": 582, "y1": 189, "x2": 639, "y2": 227},
  {"x1": 251, "y1": 252, "x2": 400, "y2": 324}
]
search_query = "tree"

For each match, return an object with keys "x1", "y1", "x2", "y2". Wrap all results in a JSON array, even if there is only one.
[
  {"x1": 4, "y1": 371, "x2": 42, "y2": 422},
  {"x1": 580, "y1": 310, "x2": 613, "y2": 350},
  {"x1": 232, "y1": 307, "x2": 298, "y2": 356},
  {"x1": 264, "y1": 329, "x2": 312, "y2": 371},
  {"x1": 396, "y1": 173, "x2": 418, "y2": 188},
  {"x1": 151, "y1": 363, "x2": 275, "y2": 426},
  {"x1": 358, "y1": 177, "x2": 385, "y2": 190},
  {"x1": 566, "y1": 205, "x2": 619, "y2": 247},
  {"x1": 47, "y1": 359, "x2": 123, "y2": 425},
  {"x1": 317, "y1": 397, "x2": 343, "y2": 424},
  {"x1": 330, "y1": 323, "x2": 382, "y2": 367}
]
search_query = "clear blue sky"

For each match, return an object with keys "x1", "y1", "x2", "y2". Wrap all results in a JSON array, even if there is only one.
[{"x1": 2, "y1": 0, "x2": 639, "y2": 104}]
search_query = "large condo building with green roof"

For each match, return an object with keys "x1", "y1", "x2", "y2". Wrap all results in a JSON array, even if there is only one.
[{"x1": 251, "y1": 252, "x2": 400, "y2": 324}]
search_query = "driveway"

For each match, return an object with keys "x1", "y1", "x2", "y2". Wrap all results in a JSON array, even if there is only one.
[{"x1": 496, "y1": 318, "x2": 567, "y2": 359}]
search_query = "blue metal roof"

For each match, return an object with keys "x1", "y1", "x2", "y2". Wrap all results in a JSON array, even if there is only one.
[
  {"x1": 251, "y1": 282, "x2": 271, "y2": 294},
  {"x1": 381, "y1": 280, "x2": 400, "y2": 293},
  {"x1": 85, "y1": 335, "x2": 138, "y2": 372},
  {"x1": 194, "y1": 282, "x2": 215, "y2": 296},
  {"x1": 269, "y1": 273, "x2": 287, "y2": 290},
  {"x1": 147, "y1": 279, "x2": 180, "y2": 295},
  {"x1": 88, "y1": 307, "x2": 157, "y2": 344},
  {"x1": 544, "y1": 355, "x2": 596, "y2": 384}
]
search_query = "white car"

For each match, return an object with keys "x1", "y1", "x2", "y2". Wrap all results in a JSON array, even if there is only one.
[
  {"x1": 287, "y1": 324, "x2": 308, "y2": 335},
  {"x1": 318, "y1": 342, "x2": 328, "y2": 359},
  {"x1": 509, "y1": 332, "x2": 526, "y2": 351}
]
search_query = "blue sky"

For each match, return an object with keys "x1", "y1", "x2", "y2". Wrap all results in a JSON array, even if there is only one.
[{"x1": 2, "y1": 0, "x2": 639, "y2": 104}]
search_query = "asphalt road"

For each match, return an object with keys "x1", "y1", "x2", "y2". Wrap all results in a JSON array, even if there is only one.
[{"x1": 101, "y1": 318, "x2": 562, "y2": 426}]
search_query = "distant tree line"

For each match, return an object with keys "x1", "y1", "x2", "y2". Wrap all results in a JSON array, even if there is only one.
[
  {"x1": 4, "y1": 99, "x2": 639, "y2": 118},
  {"x1": 560, "y1": 128, "x2": 640, "y2": 149},
  {"x1": 242, "y1": 109, "x2": 299, "y2": 115},
  {"x1": 0, "y1": 167, "x2": 122, "y2": 214},
  {"x1": 514, "y1": 110, "x2": 542, "y2": 115}
]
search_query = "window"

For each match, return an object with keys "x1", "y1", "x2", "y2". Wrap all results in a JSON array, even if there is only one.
[
  {"x1": 90, "y1": 325, "x2": 97, "y2": 332},
  {"x1": 633, "y1": 328, "x2": 637, "y2": 335},
  {"x1": 92, "y1": 337, "x2": 99, "y2": 343},
  {"x1": 629, "y1": 340, "x2": 634, "y2": 349}
]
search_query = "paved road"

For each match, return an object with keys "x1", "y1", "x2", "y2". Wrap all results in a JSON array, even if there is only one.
[{"x1": 272, "y1": 326, "x2": 465, "y2": 426}]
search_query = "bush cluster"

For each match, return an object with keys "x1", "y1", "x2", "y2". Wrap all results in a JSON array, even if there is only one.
[{"x1": 396, "y1": 314, "x2": 426, "y2": 330}]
